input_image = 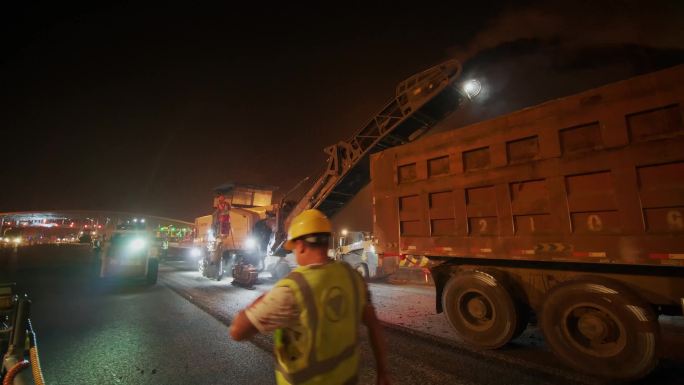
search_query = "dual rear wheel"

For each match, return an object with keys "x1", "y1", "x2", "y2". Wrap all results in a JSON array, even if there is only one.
[{"x1": 442, "y1": 271, "x2": 660, "y2": 381}]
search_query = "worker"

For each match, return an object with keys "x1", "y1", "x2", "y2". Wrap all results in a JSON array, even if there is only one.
[{"x1": 230, "y1": 209, "x2": 391, "y2": 385}]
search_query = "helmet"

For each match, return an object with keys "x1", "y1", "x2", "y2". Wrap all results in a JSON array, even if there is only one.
[{"x1": 284, "y1": 209, "x2": 332, "y2": 251}]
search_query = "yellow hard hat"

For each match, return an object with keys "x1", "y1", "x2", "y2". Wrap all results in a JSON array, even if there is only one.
[{"x1": 284, "y1": 209, "x2": 332, "y2": 250}]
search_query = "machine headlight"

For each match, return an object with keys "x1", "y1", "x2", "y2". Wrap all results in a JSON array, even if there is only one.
[
  {"x1": 244, "y1": 237, "x2": 257, "y2": 250},
  {"x1": 13, "y1": 237, "x2": 22, "y2": 244},
  {"x1": 462, "y1": 79, "x2": 482, "y2": 98},
  {"x1": 129, "y1": 238, "x2": 146, "y2": 252},
  {"x1": 190, "y1": 247, "x2": 202, "y2": 258}
]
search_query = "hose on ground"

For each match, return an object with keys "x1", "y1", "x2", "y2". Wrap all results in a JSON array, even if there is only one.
[
  {"x1": 2, "y1": 360, "x2": 30, "y2": 385},
  {"x1": 27, "y1": 319, "x2": 46, "y2": 385},
  {"x1": 29, "y1": 347, "x2": 45, "y2": 385}
]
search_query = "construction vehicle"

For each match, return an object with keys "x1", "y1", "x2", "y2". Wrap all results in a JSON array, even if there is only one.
[
  {"x1": 1, "y1": 283, "x2": 46, "y2": 385},
  {"x1": 263, "y1": 59, "x2": 466, "y2": 278},
  {"x1": 370, "y1": 64, "x2": 684, "y2": 381},
  {"x1": 195, "y1": 183, "x2": 275, "y2": 285},
  {"x1": 334, "y1": 230, "x2": 380, "y2": 279},
  {"x1": 94, "y1": 221, "x2": 159, "y2": 285}
]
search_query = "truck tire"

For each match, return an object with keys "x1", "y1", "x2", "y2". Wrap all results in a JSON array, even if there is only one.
[
  {"x1": 442, "y1": 270, "x2": 524, "y2": 349},
  {"x1": 540, "y1": 277, "x2": 659, "y2": 381},
  {"x1": 146, "y1": 258, "x2": 159, "y2": 285}
]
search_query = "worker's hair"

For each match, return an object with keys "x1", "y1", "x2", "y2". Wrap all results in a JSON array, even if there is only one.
[{"x1": 298, "y1": 233, "x2": 330, "y2": 251}]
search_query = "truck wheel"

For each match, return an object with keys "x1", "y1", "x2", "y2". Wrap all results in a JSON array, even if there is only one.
[
  {"x1": 355, "y1": 263, "x2": 369, "y2": 280},
  {"x1": 540, "y1": 278, "x2": 659, "y2": 381},
  {"x1": 146, "y1": 258, "x2": 159, "y2": 285},
  {"x1": 442, "y1": 270, "x2": 523, "y2": 349}
]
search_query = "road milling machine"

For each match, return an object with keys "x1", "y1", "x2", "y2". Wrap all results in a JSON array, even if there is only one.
[
  {"x1": 195, "y1": 58, "x2": 471, "y2": 282},
  {"x1": 261, "y1": 58, "x2": 470, "y2": 279},
  {"x1": 194, "y1": 183, "x2": 276, "y2": 286}
]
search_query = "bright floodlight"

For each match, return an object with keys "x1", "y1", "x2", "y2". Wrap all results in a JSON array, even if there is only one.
[
  {"x1": 462, "y1": 79, "x2": 482, "y2": 98},
  {"x1": 190, "y1": 247, "x2": 202, "y2": 258},
  {"x1": 245, "y1": 237, "x2": 257, "y2": 250},
  {"x1": 130, "y1": 238, "x2": 146, "y2": 251}
]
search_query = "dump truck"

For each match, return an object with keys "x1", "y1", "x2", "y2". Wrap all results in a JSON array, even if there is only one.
[{"x1": 370, "y1": 64, "x2": 684, "y2": 380}]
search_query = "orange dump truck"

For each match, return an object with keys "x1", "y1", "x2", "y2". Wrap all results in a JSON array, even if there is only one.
[{"x1": 370, "y1": 65, "x2": 684, "y2": 380}]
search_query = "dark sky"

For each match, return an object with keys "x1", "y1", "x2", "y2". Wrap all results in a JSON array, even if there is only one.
[{"x1": 2, "y1": 1, "x2": 683, "y2": 220}]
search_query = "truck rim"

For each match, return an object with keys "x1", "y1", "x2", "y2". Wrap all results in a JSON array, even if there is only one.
[
  {"x1": 458, "y1": 289, "x2": 495, "y2": 331},
  {"x1": 561, "y1": 302, "x2": 627, "y2": 358}
]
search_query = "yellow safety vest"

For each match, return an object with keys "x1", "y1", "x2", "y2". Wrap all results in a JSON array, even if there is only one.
[{"x1": 273, "y1": 261, "x2": 366, "y2": 385}]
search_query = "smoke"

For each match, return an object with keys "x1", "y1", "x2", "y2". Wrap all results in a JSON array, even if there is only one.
[
  {"x1": 429, "y1": 1, "x2": 684, "y2": 136},
  {"x1": 450, "y1": 1, "x2": 684, "y2": 62}
]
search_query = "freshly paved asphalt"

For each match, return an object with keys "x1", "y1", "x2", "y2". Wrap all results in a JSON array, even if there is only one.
[{"x1": 2, "y1": 244, "x2": 683, "y2": 385}]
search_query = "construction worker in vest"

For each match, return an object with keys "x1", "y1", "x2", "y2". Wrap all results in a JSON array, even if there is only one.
[{"x1": 230, "y1": 209, "x2": 391, "y2": 385}]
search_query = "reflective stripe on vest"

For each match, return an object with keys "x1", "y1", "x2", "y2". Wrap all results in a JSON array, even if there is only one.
[{"x1": 274, "y1": 262, "x2": 364, "y2": 385}]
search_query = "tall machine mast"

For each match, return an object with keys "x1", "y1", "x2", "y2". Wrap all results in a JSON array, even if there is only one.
[{"x1": 269, "y1": 59, "x2": 464, "y2": 255}]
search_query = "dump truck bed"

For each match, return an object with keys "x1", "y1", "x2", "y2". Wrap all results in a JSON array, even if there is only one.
[{"x1": 371, "y1": 64, "x2": 684, "y2": 268}]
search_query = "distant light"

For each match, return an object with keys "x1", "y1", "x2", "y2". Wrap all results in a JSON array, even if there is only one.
[
  {"x1": 341, "y1": 229, "x2": 348, "y2": 236},
  {"x1": 462, "y1": 79, "x2": 482, "y2": 98},
  {"x1": 141, "y1": 218, "x2": 146, "y2": 223},
  {"x1": 190, "y1": 247, "x2": 202, "y2": 258},
  {"x1": 133, "y1": 218, "x2": 138, "y2": 223},
  {"x1": 13, "y1": 237, "x2": 22, "y2": 244}
]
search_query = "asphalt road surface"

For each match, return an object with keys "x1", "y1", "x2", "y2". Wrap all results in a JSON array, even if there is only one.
[
  {"x1": 2, "y1": 245, "x2": 683, "y2": 385},
  {"x1": 1, "y1": 245, "x2": 274, "y2": 385}
]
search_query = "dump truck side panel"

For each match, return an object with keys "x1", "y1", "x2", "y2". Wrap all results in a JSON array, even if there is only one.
[{"x1": 373, "y1": 65, "x2": 684, "y2": 270}]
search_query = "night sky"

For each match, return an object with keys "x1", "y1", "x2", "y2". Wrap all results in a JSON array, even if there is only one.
[{"x1": 2, "y1": 1, "x2": 683, "y2": 220}]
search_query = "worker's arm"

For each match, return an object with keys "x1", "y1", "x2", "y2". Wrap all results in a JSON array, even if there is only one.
[
  {"x1": 230, "y1": 288, "x2": 298, "y2": 341},
  {"x1": 230, "y1": 309, "x2": 259, "y2": 341},
  {"x1": 362, "y1": 301, "x2": 391, "y2": 385}
]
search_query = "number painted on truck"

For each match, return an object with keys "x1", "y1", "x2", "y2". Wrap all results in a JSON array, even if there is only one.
[
  {"x1": 667, "y1": 210, "x2": 684, "y2": 230},
  {"x1": 479, "y1": 219, "x2": 487, "y2": 232},
  {"x1": 587, "y1": 215, "x2": 603, "y2": 232}
]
